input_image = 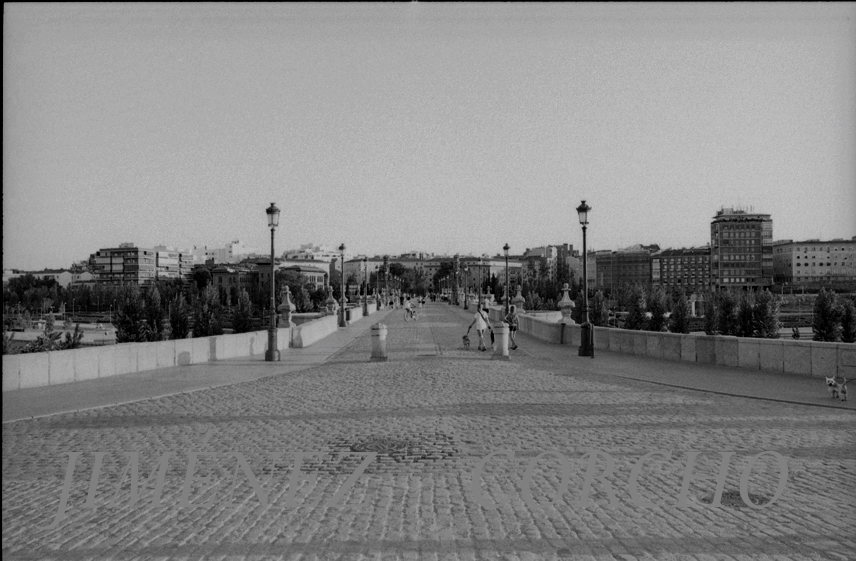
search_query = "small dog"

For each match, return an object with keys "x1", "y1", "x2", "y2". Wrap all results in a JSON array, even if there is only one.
[
  {"x1": 462, "y1": 334, "x2": 470, "y2": 350},
  {"x1": 825, "y1": 376, "x2": 848, "y2": 401}
]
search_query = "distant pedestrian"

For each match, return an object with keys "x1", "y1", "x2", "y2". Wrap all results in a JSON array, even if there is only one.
[{"x1": 505, "y1": 305, "x2": 520, "y2": 350}]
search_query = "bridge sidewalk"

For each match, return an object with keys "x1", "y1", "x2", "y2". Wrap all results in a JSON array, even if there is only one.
[
  {"x1": 2, "y1": 309, "x2": 394, "y2": 423},
  {"x1": 447, "y1": 302, "x2": 854, "y2": 410}
]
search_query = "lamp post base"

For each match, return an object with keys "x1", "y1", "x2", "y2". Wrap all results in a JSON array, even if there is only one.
[{"x1": 265, "y1": 329, "x2": 280, "y2": 361}]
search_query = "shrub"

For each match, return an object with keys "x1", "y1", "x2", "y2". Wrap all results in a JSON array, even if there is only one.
[
  {"x1": 233, "y1": 289, "x2": 255, "y2": 334},
  {"x1": 736, "y1": 291, "x2": 755, "y2": 338},
  {"x1": 812, "y1": 288, "x2": 841, "y2": 342},
  {"x1": 717, "y1": 290, "x2": 739, "y2": 336},
  {"x1": 191, "y1": 285, "x2": 224, "y2": 337},
  {"x1": 645, "y1": 286, "x2": 669, "y2": 332},
  {"x1": 115, "y1": 285, "x2": 148, "y2": 343},
  {"x1": 703, "y1": 294, "x2": 717, "y2": 335},
  {"x1": 168, "y1": 293, "x2": 191, "y2": 340},
  {"x1": 669, "y1": 292, "x2": 690, "y2": 334},
  {"x1": 753, "y1": 289, "x2": 781, "y2": 339},
  {"x1": 840, "y1": 298, "x2": 856, "y2": 343},
  {"x1": 589, "y1": 291, "x2": 608, "y2": 327},
  {"x1": 624, "y1": 286, "x2": 647, "y2": 330}
]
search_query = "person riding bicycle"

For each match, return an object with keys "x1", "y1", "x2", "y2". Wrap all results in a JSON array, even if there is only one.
[{"x1": 404, "y1": 297, "x2": 416, "y2": 319}]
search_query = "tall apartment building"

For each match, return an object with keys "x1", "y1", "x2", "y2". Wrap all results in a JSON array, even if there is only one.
[
  {"x1": 652, "y1": 246, "x2": 711, "y2": 293},
  {"x1": 773, "y1": 237, "x2": 856, "y2": 290},
  {"x1": 710, "y1": 207, "x2": 773, "y2": 290}
]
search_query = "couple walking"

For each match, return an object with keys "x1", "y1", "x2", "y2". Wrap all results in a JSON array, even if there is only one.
[{"x1": 466, "y1": 303, "x2": 520, "y2": 351}]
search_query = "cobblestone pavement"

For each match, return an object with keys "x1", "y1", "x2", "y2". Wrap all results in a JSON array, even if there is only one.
[{"x1": 3, "y1": 303, "x2": 855, "y2": 560}]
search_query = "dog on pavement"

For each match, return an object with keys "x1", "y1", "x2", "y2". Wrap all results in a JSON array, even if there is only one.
[
  {"x1": 462, "y1": 334, "x2": 470, "y2": 350},
  {"x1": 825, "y1": 376, "x2": 848, "y2": 401}
]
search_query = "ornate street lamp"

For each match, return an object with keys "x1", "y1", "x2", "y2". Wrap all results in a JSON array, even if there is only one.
[
  {"x1": 577, "y1": 200, "x2": 594, "y2": 358},
  {"x1": 339, "y1": 243, "x2": 347, "y2": 327},
  {"x1": 362, "y1": 256, "x2": 369, "y2": 315},
  {"x1": 265, "y1": 202, "x2": 281, "y2": 361},
  {"x1": 503, "y1": 243, "x2": 510, "y2": 314},
  {"x1": 478, "y1": 256, "x2": 483, "y2": 308}
]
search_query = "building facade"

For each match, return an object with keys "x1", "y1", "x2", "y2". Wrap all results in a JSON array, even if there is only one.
[
  {"x1": 594, "y1": 245, "x2": 659, "y2": 293},
  {"x1": 652, "y1": 246, "x2": 711, "y2": 293},
  {"x1": 90, "y1": 244, "x2": 157, "y2": 285},
  {"x1": 773, "y1": 237, "x2": 856, "y2": 290},
  {"x1": 710, "y1": 207, "x2": 773, "y2": 290}
]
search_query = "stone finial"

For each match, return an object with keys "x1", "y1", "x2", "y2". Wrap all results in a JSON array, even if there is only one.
[
  {"x1": 511, "y1": 284, "x2": 526, "y2": 312},
  {"x1": 325, "y1": 285, "x2": 338, "y2": 315},
  {"x1": 558, "y1": 283, "x2": 576, "y2": 323},
  {"x1": 278, "y1": 286, "x2": 296, "y2": 327}
]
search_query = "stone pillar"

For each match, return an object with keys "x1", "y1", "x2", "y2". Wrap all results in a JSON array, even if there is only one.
[
  {"x1": 370, "y1": 323, "x2": 388, "y2": 361},
  {"x1": 491, "y1": 321, "x2": 510, "y2": 361},
  {"x1": 511, "y1": 285, "x2": 526, "y2": 313},
  {"x1": 558, "y1": 283, "x2": 576, "y2": 324},
  {"x1": 277, "y1": 286, "x2": 296, "y2": 328}
]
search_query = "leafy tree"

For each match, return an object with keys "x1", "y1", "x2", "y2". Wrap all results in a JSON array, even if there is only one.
[
  {"x1": 753, "y1": 289, "x2": 781, "y2": 339},
  {"x1": 115, "y1": 285, "x2": 149, "y2": 343},
  {"x1": 624, "y1": 285, "x2": 647, "y2": 330},
  {"x1": 191, "y1": 285, "x2": 224, "y2": 337},
  {"x1": 145, "y1": 286, "x2": 166, "y2": 341},
  {"x1": 192, "y1": 268, "x2": 211, "y2": 291},
  {"x1": 19, "y1": 327, "x2": 62, "y2": 353},
  {"x1": 840, "y1": 298, "x2": 856, "y2": 343},
  {"x1": 232, "y1": 289, "x2": 255, "y2": 333},
  {"x1": 168, "y1": 294, "x2": 191, "y2": 340},
  {"x1": 812, "y1": 288, "x2": 841, "y2": 342},
  {"x1": 669, "y1": 292, "x2": 690, "y2": 334},
  {"x1": 716, "y1": 289, "x2": 739, "y2": 336},
  {"x1": 645, "y1": 286, "x2": 669, "y2": 332}
]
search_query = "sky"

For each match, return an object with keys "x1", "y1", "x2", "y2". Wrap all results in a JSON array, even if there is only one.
[{"x1": 4, "y1": 3, "x2": 856, "y2": 271}]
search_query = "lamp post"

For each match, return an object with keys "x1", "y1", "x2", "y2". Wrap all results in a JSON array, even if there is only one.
[
  {"x1": 362, "y1": 256, "x2": 368, "y2": 315},
  {"x1": 463, "y1": 266, "x2": 469, "y2": 310},
  {"x1": 503, "y1": 243, "x2": 510, "y2": 314},
  {"x1": 265, "y1": 202, "x2": 281, "y2": 361},
  {"x1": 478, "y1": 256, "x2": 483, "y2": 307},
  {"x1": 339, "y1": 243, "x2": 347, "y2": 327},
  {"x1": 577, "y1": 200, "x2": 593, "y2": 358}
]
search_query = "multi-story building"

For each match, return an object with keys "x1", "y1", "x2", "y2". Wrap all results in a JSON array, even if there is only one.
[
  {"x1": 211, "y1": 265, "x2": 257, "y2": 299},
  {"x1": 594, "y1": 245, "x2": 659, "y2": 293},
  {"x1": 90, "y1": 243, "x2": 157, "y2": 285},
  {"x1": 191, "y1": 240, "x2": 260, "y2": 264},
  {"x1": 521, "y1": 244, "x2": 581, "y2": 284},
  {"x1": 710, "y1": 207, "x2": 773, "y2": 290},
  {"x1": 652, "y1": 246, "x2": 711, "y2": 293},
  {"x1": 773, "y1": 237, "x2": 856, "y2": 290}
]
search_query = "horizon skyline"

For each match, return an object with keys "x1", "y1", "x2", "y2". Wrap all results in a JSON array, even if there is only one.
[{"x1": 5, "y1": 4, "x2": 855, "y2": 271}]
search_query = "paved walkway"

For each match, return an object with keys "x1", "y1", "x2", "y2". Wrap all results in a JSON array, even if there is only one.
[{"x1": 3, "y1": 303, "x2": 855, "y2": 560}]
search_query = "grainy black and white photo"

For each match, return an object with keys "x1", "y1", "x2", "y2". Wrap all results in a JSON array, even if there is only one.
[{"x1": 3, "y1": 3, "x2": 856, "y2": 560}]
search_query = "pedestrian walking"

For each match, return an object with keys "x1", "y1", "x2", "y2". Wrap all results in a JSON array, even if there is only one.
[
  {"x1": 505, "y1": 304, "x2": 520, "y2": 350},
  {"x1": 467, "y1": 303, "x2": 494, "y2": 351}
]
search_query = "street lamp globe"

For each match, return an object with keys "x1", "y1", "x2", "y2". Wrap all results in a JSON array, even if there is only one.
[
  {"x1": 266, "y1": 203, "x2": 280, "y2": 229},
  {"x1": 576, "y1": 200, "x2": 591, "y2": 226}
]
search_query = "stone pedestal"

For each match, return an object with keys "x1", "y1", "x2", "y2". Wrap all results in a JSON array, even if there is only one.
[
  {"x1": 491, "y1": 322, "x2": 510, "y2": 361},
  {"x1": 371, "y1": 323, "x2": 388, "y2": 361}
]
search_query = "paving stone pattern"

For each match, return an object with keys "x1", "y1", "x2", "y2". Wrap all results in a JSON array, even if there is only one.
[{"x1": 3, "y1": 304, "x2": 855, "y2": 560}]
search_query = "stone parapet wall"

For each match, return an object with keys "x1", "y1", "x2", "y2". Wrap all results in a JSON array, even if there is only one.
[{"x1": 488, "y1": 306, "x2": 853, "y2": 378}]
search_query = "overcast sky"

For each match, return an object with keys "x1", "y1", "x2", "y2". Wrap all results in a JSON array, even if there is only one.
[{"x1": 4, "y1": 3, "x2": 855, "y2": 270}]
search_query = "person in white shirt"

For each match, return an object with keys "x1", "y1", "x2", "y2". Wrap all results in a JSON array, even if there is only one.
[
  {"x1": 404, "y1": 297, "x2": 415, "y2": 319},
  {"x1": 466, "y1": 304, "x2": 494, "y2": 351}
]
